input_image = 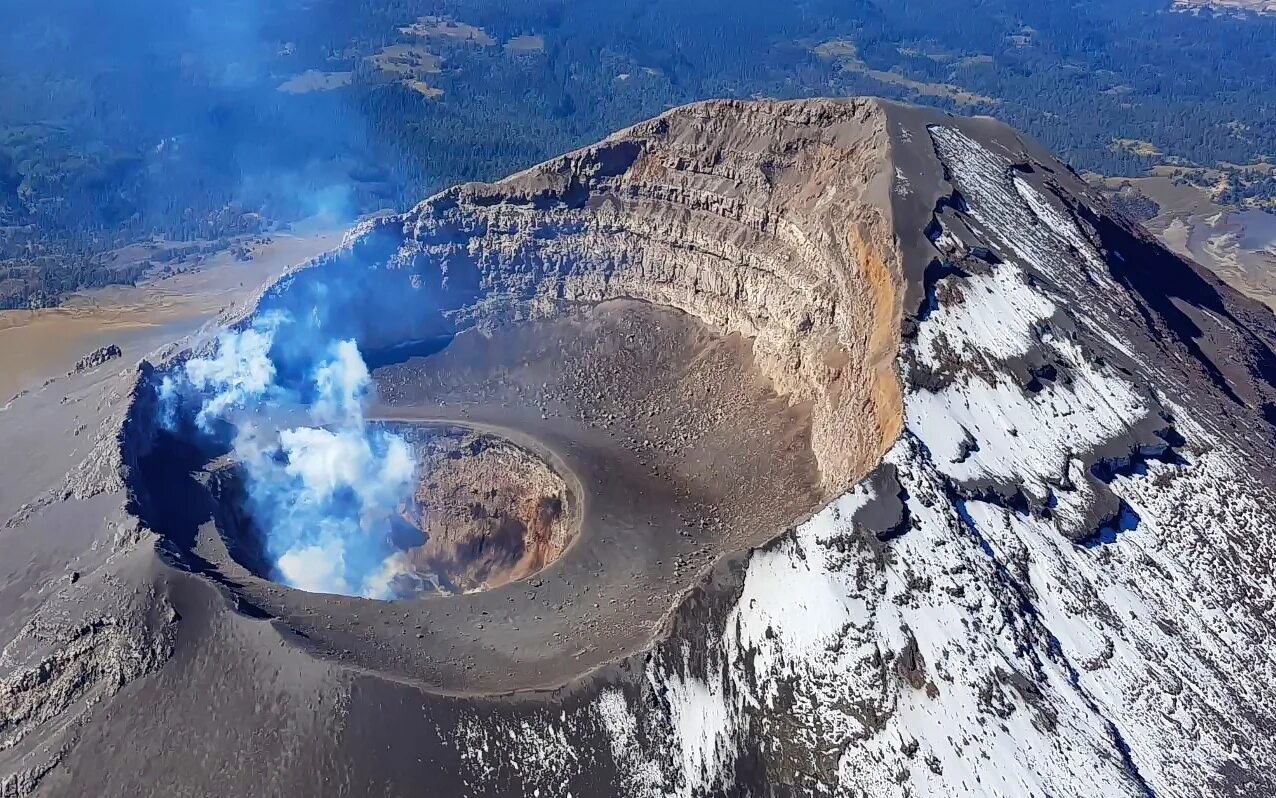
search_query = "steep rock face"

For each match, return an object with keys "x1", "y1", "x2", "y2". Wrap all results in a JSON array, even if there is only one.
[
  {"x1": 266, "y1": 98, "x2": 906, "y2": 491},
  {"x1": 580, "y1": 110, "x2": 1276, "y2": 797}
]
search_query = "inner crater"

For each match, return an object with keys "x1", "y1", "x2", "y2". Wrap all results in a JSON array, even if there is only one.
[
  {"x1": 390, "y1": 423, "x2": 581, "y2": 596},
  {"x1": 206, "y1": 421, "x2": 581, "y2": 599},
  {"x1": 190, "y1": 298, "x2": 823, "y2": 604}
]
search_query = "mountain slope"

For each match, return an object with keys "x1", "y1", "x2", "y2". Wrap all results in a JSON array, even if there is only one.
[
  {"x1": 1, "y1": 98, "x2": 1274, "y2": 797},
  {"x1": 615, "y1": 104, "x2": 1276, "y2": 797}
]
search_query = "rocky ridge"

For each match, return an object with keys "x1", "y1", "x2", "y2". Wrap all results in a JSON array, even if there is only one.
[{"x1": 596, "y1": 116, "x2": 1276, "y2": 797}]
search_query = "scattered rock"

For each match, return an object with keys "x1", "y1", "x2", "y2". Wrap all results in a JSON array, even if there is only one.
[{"x1": 70, "y1": 345, "x2": 122, "y2": 375}]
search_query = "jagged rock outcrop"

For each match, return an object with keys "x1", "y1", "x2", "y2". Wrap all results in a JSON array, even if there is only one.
[
  {"x1": 0, "y1": 553, "x2": 176, "y2": 798},
  {"x1": 70, "y1": 345, "x2": 121, "y2": 376}
]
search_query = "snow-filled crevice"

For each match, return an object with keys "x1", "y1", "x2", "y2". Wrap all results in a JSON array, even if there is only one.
[{"x1": 952, "y1": 488, "x2": 1158, "y2": 798}]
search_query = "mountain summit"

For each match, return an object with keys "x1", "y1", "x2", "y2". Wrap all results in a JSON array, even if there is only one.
[{"x1": 4, "y1": 98, "x2": 1275, "y2": 797}]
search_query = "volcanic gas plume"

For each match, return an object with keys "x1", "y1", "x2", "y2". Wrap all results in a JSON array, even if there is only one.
[{"x1": 158, "y1": 309, "x2": 418, "y2": 598}]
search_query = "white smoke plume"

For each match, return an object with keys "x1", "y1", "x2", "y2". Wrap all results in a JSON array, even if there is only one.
[
  {"x1": 161, "y1": 312, "x2": 418, "y2": 598},
  {"x1": 185, "y1": 312, "x2": 284, "y2": 429}
]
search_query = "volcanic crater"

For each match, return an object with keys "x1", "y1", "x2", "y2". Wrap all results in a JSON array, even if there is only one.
[
  {"x1": 127, "y1": 98, "x2": 907, "y2": 693},
  {"x1": 7, "y1": 96, "x2": 1276, "y2": 798},
  {"x1": 136, "y1": 294, "x2": 834, "y2": 689}
]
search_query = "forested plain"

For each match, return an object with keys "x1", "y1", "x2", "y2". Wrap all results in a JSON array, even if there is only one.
[{"x1": 1, "y1": 0, "x2": 1273, "y2": 306}]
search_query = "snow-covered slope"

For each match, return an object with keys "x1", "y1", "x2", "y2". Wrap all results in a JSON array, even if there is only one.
[{"x1": 576, "y1": 120, "x2": 1276, "y2": 797}]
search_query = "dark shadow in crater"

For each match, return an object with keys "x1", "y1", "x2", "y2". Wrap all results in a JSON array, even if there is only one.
[
  {"x1": 132, "y1": 426, "x2": 274, "y2": 619},
  {"x1": 203, "y1": 464, "x2": 283, "y2": 582},
  {"x1": 133, "y1": 424, "x2": 227, "y2": 575},
  {"x1": 363, "y1": 335, "x2": 455, "y2": 371}
]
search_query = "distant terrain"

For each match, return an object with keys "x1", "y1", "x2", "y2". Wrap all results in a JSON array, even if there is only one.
[
  {"x1": 0, "y1": 229, "x2": 341, "y2": 398},
  {"x1": 2, "y1": 0, "x2": 1276, "y2": 306},
  {"x1": 1174, "y1": 0, "x2": 1276, "y2": 14},
  {"x1": 1094, "y1": 170, "x2": 1276, "y2": 309}
]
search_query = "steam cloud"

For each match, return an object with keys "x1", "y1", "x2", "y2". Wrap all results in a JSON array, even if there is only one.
[{"x1": 160, "y1": 312, "x2": 417, "y2": 599}]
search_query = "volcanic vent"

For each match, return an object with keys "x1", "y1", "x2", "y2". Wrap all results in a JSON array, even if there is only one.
[
  {"x1": 201, "y1": 420, "x2": 581, "y2": 598},
  {"x1": 379, "y1": 422, "x2": 580, "y2": 596}
]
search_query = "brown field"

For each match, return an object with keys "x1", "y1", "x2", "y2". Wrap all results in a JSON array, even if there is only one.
[
  {"x1": 504, "y1": 35, "x2": 545, "y2": 55},
  {"x1": 405, "y1": 80, "x2": 444, "y2": 98},
  {"x1": 0, "y1": 230, "x2": 342, "y2": 400},
  {"x1": 277, "y1": 70, "x2": 353, "y2": 94},
  {"x1": 400, "y1": 16, "x2": 496, "y2": 45},
  {"x1": 367, "y1": 43, "x2": 442, "y2": 77},
  {"x1": 1111, "y1": 138, "x2": 1163, "y2": 157},
  {"x1": 365, "y1": 16, "x2": 543, "y2": 95}
]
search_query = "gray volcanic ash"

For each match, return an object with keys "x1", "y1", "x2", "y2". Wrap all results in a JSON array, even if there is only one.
[{"x1": 3, "y1": 98, "x2": 1276, "y2": 797}]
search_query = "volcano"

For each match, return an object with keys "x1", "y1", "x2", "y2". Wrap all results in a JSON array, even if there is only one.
[{"x1": 3, "y1": 98, "x2": 1276, "y2": 797}]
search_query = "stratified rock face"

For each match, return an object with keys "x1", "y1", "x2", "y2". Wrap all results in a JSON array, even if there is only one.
[
  {"x1": 10, "y1": 98, "x2": 1276, "y2": 798},
  {"x1": 269, "y1": 98, "x2": 906, "y2": 492}
]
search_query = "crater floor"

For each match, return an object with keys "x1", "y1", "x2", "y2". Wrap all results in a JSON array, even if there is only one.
[
  {"x1": 389, "y1": 422, "x2": 582, "y2": 598},
  {"x1": 152, "y1": 299, "x2": 823, "y2": 692}
]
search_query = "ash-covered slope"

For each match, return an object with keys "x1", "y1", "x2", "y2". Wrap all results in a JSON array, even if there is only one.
[{"x1": 3, "y1": 98, "x2": 1276, "y2": 797}]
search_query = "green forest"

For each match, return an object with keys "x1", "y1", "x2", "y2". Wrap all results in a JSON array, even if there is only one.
[{"x1": 1, "y1": 0, "x2": 1274, "y2": 307}]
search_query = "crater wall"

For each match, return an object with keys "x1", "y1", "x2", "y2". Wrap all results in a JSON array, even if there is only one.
[{"x1": 265, "y1": 98, "x2": 907, "y2": 492}]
